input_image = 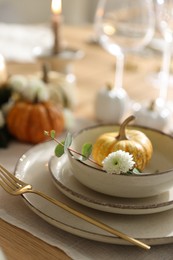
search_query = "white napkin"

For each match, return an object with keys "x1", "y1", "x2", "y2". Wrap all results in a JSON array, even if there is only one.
[
  {"x1": 0, "y1": 249, "x2": 7, "y2": 260},
  {"x1": 0, "y1": 23, "x2": 53, "y2": 62}
]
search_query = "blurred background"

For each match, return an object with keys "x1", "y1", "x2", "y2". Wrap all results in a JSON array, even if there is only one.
[{"x1": 0, "y1": 0, "x2": 98, "y2": 25}]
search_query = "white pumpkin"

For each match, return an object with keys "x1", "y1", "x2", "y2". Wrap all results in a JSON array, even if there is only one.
[
  {"x1": 133, "y1": 100, "x2": 170, "y2": 130},
  {"x1": 38, "y1": 71, "x2": 77, "y2": 109},
  {"x1": 95, "y1": 84, "x2": 129, "y2": 123}
]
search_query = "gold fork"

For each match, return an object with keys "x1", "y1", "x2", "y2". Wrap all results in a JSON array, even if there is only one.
[{"x1": 0, "y1": 164, "x2": 150, "y2": 250}]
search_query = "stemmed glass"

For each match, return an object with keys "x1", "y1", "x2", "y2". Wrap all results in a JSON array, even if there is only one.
[
  {"x1": 95, "y1": 0, "x2": 155, "y2": 119},
  {"x1": 155, "y1": 0, "x2": 173, "y2": 108}
]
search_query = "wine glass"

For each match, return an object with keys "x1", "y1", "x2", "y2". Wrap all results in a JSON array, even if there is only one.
[
  {"x1": 155, "y1": 0, "x2": 173, "y2": 108},
  {"x1": 95, "y1": 0, "x2": 155, "y2": 121}
]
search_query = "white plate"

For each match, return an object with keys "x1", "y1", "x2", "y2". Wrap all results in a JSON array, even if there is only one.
[
  {"x1": 49, "y1": 155, "x2": 173, "y2": 215},
  {"x1": 15, "y1": 140, "x2": 173, "y2": 246}
]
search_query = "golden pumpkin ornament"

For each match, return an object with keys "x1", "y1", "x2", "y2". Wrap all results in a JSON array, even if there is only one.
[
  {"x1": 7, "y1": 101, "x2": 64, "y2": 144},
  {"x1": 92, "y1": 115, "x2": 153, "y2": 171}
]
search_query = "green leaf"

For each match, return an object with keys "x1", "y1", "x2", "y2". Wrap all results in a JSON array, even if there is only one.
[
  {"x1": 64, "y1": 132, "x2": 72, "y2": 152},
  {"x1": 132, "y1": 168, "x2": 141, "y2": 174},
  {"x1": 126, "y1": 168, "x2": 141, "y2": 175},
  {"x1": 50, "y1": 130, "x2": 56, "y2": 139},
  {"x1": 126, "y1": 171, "x2": 133, "y2": 175},
  {"x1": 81, "y1": 143, "x2": 92, "y2": 161},
  {"x1": 54, "y1": 141, "x2": 65, "y2": 157}
]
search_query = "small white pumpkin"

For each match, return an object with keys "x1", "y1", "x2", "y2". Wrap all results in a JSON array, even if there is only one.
[
  {"x1": 95, "y1": 84, "x2": 129, "y2": 123},
  {"x1": 38, "y1": 70, "x2": 77, "y2": 109},
  {"x1": 133, "y1": 100, "x2": 170, "y2": 130}
]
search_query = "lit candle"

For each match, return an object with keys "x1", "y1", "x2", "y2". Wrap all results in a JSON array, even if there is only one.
[{"x1": 51, "y1": 0, "x2": 62, "y2": 55}]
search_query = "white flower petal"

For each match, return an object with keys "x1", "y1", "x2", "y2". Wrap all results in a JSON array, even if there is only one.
[
  {"x1": 37, "y1": 87, "x2": 50, "y2": 102},
  {"x1": 102, "y1": 150, "x2": 135, "y2": 174},
  {"x1": 9, "y1": 75, "x2": 27, "y2": 93}
]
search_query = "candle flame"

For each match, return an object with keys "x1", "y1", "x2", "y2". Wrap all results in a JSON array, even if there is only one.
[{"x1": 51, "y1": 0, "x2": 62, "y2": 14}]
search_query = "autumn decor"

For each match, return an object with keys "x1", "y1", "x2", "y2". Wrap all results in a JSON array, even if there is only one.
[
  {"x1": 95, "y1": 83, "x2": 129, "y2": 123},
  {"x1": 40, "y1": 68, "x2": 76, "y2": 109},
  {"x1": 0, "y1": 62, "x2": 77, "y2": 147},
  {"x1": 5, "y1": 73, "x2": 65, "y2": 144},
  {"x1": 92, "y1": 115, "x2": 153, "y2": 171},
  {"x1": 7, "y1": 101, "x2": 64, "y2": 144},
  {"x1": 47, "y1": 121, "x2": 173, "y2": 198},
  {"x1": 133, "y1": 100, "x2": 170, "y2": 131}
]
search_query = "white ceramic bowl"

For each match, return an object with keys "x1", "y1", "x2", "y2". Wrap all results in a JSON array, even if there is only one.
[{"x1": 67, "y1": 124, "x2": 173, "y2": 198}]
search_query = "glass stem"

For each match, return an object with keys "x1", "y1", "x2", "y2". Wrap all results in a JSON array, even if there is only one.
[
  {"x1": 158, "y1": 40, "x2": 172, "y2": 106},
  {"x1": 113, "y1": 51, "x2": 124, "y2": 91}
]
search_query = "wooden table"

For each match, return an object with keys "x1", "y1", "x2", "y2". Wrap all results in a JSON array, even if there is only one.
[
  {"x1": 0, "y1": 25, "x2": 172, "y2": 260},
  {"x1": 5, "y1": 25, "x2": 171, "y2": 120}
]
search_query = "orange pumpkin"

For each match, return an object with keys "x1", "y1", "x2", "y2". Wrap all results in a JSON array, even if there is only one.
[{"x1": 7, "y1": 101, "x2": 64, "y2": 144}]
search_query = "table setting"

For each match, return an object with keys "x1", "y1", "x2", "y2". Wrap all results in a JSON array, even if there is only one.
[
  {"x1": 1, "y1": 121, "x2": 173, "y2": 260},
  {"x1": 1, "y1": 0, "x2": 173, "y2": 259}
]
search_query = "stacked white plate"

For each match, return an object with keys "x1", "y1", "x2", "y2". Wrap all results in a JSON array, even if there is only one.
[{"x1": 15, "y1": 140, "x2": 173, "y2": 246}]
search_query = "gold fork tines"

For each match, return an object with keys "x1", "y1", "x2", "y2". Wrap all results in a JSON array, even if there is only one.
[
  {"x1": 0, "y1": 164, "x2": 150, "y2": 250},
  {"x1": 0, "y1": 164, "x2": 32, "y2": 195}
]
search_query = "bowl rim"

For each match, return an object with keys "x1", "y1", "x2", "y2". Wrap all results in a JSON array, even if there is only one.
[{"x1": 68, "y1": 123, "x2": 173, "y2": 177}]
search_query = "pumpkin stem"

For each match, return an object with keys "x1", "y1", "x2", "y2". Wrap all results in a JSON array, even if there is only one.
[
  {"x1": 42, "y1": 63, "x2": 50, "y2": 84},
  {"x1": 106, "y1": 82, "x2": 113, "y2": 91},
  {"x1": 116, "y1": 115, "x2": 135, "y2": 141}
]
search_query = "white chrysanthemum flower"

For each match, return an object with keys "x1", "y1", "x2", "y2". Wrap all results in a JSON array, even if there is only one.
[
  {"x1": 0, "y1": 110, "x2": 5, "y2": 128},
  {"x1": 22, "y1": 78, "x2": 47, "y2": 102},
  {"x1": 102, "y1": 150, "x2": 135, "y2": 174},
  {"x1": 9, "y1": 75, "x2": 27, "y2": 93},
  {"x1": 37, "y1": 86, "x2": 50, "y2": 102}
]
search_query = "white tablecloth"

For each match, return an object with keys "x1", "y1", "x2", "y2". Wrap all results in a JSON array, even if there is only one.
[{"x1": 0, "y1": 23, "x2": 52, "y2": 62}]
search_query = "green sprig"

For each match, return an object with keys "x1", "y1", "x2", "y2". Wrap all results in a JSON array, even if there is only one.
[
  {"x1": 126, "y1": 168, "x2": 141, "y2": 175},
  {"x1": 44, "y1": 130, "x2": 141, "y2": 174},
  {"x1": 44, "y1": 130, "x2": 98, "y2": 166},
  {"x1": 55, "y1": 141, "x2": 65, "y2": 157}
]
